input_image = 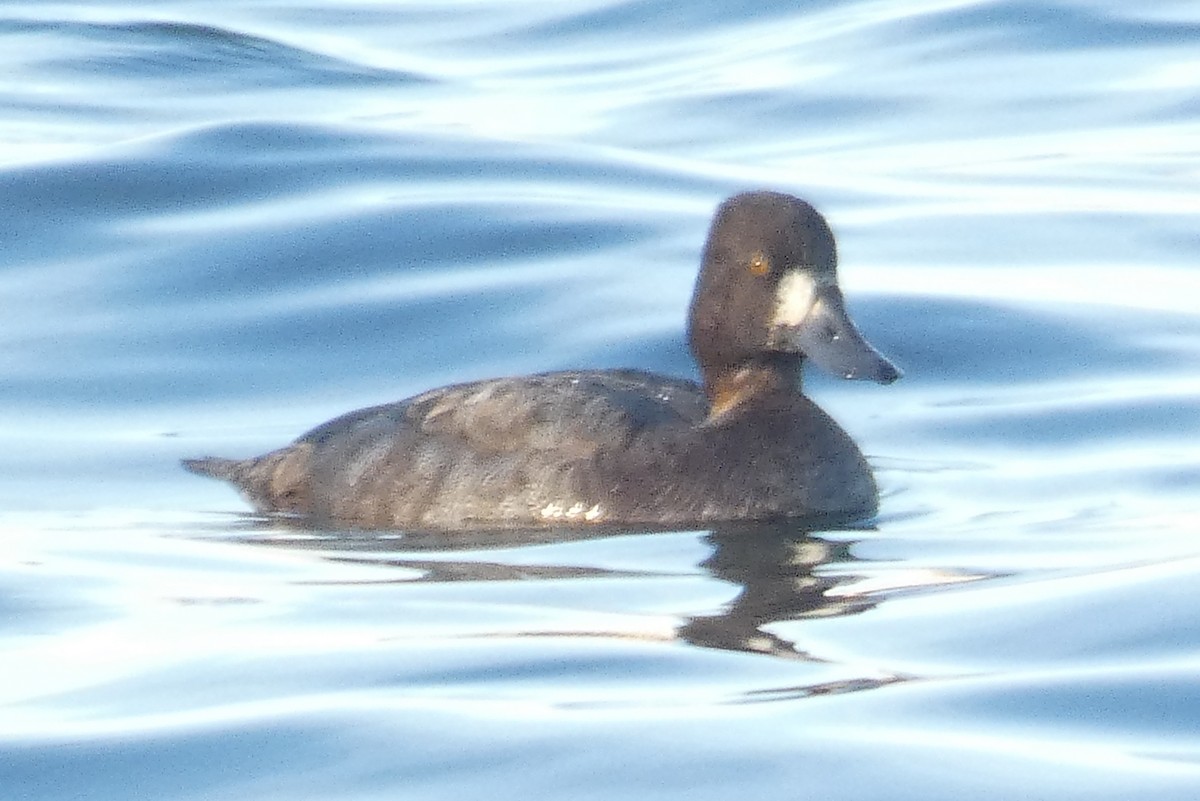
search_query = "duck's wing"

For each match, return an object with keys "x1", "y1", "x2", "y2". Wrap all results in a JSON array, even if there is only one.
[
  {"x1": 185, "y1": 370, "x2": 708, "y2": 526},
  {"x1": 402, "y1": 369, "x2": 707, "y2": 460}
]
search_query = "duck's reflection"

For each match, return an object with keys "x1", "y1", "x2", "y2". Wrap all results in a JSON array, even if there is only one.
[
  {"x1": 678, "y1": 523, "x2": 875, "y2": 660},
  {"x1": 233, "y1": 516, "x2": 881, "y2": 661}
]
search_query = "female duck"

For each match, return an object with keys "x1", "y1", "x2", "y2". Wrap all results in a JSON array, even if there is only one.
[{"x1": 184, "y1": 191, "x2": 900, "y2": 528}]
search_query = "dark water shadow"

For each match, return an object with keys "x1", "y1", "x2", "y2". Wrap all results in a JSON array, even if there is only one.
[{"x1": 213, "y1": 516, "x2": 893, "y2": 672}]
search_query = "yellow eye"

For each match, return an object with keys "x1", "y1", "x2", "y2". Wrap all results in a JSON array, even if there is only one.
[{"x1": 748, "y1": 251, "x2": 770, "y2": 276}]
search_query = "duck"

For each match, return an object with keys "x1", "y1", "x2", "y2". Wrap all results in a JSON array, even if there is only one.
[{"x1": 183, "y1": 190, "x2": 900, "y2": 529}]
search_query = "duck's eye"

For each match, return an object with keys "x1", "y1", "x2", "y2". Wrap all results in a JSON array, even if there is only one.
[{"x1": 747, "y1": 251, "x2": 770, "y2": 276}]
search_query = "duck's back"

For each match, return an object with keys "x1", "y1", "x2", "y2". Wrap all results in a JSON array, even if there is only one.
[
  {"x1": 183, "y1": 369, "x2": 876, "y2": 529},
  {"x1": 187, "y1": 370, "x2": 697, "y2": 527}
]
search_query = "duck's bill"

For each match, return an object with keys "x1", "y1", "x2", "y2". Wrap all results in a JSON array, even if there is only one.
[{"x1": 771, "y1": 283, "x2": 901, "y2": 384}]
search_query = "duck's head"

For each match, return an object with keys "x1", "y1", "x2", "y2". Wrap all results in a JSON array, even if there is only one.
[{"x1": 688, "y1": 191, "x2": 900, "y2": 402}]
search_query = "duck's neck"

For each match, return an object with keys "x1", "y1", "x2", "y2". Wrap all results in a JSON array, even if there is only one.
[{"x1": 703, "y1": 356, "x2": 803, "y2": 424}]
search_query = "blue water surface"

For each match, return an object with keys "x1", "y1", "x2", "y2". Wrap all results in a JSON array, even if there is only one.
[{"x1": 2, "y1": 1, "x2": 1200, "y2": 799}]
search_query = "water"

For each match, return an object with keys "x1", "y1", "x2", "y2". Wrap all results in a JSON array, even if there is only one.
[{"x1": 3, "y1": 0, "x2": 1200, "y2": 798}]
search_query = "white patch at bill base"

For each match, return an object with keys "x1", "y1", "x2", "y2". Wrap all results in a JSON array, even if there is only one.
[{"x1": 771, "y1": 271, "x2": 817, "y2": 329}]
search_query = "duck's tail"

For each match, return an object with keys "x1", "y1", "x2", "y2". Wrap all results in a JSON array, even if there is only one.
[
  {"x1": 181, "y1": 446, "x2": 314, "y2": 516},
  {"x1": 181, "y1": 456, "x2": 251, "y2": 483}
]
